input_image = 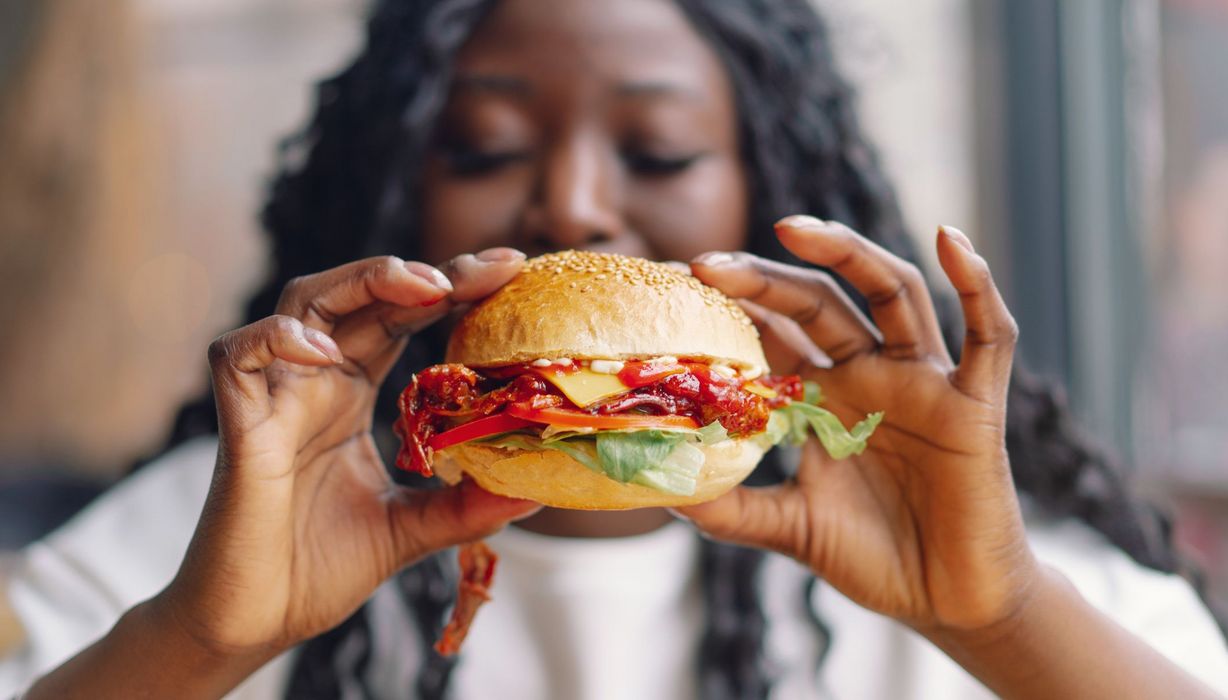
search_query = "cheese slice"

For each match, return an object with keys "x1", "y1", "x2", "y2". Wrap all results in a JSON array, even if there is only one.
[
  {"x1": 744, "y1": 382, "x2": 778, "y2": 399},
  {"x1": 534, "y1": 367, "x2": 630, "y2": 408}
]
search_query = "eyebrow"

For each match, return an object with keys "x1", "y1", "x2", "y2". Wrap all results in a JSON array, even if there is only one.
[
  {"x1": 616, "y1": 81, "x2": 704, "y2": 102},
  {"x1": 452, "y1": 73, "x2": 704, "y2": 102}
]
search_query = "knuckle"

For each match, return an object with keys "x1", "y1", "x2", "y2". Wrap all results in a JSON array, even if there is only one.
[
  {"x1": 207, "y1": 334, "x2": 232, "y2": 365},
  {"x1": 266, "y1": 314, "x2": 300, "y2": 338},
  {"x1": 973, "y1": 265, "x2": 993, "y2": 290},
  {"x1": 969, "y1": 255, "x2": 994, "y2": 287},
  {"x1": 898, "y1": 261, "x2": 925, "y2": 288},
  {"x1": 813, "y1": 271, "x2": 842, "y2": 294},
  {"x1": 370, "y1": 255, "x2": 404, "y2": 280},
  {"x1": 280, "y1": 275, "x2": 309, "y2": 304},
  {"x1": 828, "y1": 221, "x2": 860, "y2": 240},
  {"x1": 1001, "y1": 314, "x2": 1021, "y2": 344},
  {"x1": 870, "y1": 281, "x2": 908, "y2": 306},
  {"x1": 789, "y1": 298, "x2": 824, "y2": 326}
]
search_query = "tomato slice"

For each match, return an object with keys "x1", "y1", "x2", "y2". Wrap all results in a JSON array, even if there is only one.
[
  {"x1": 617, "y1": 360, "x2": 687, "y2": 389},
  {"x1": 506, "y1": 404, "x2": 699, "y2": 430},
  {"x1": 427, "y1": 413, "x2": 538, "y2": 451}
]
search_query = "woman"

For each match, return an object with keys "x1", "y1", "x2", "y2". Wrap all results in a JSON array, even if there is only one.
[{"x1": 4, "y1": 0, "x2": 1227, "y2": 697}]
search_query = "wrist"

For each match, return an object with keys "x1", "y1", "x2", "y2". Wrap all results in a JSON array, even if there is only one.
[
  {"x1": 929, "y1": 559, "x2": 1054, "y2": 646},
  {"x1": 142, "y1": 588, "x2": 282, "y2": 674}
]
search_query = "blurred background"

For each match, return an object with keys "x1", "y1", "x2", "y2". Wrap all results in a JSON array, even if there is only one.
[{"x1": 1, "y1": 0, "x2": 1225, "y2": 608}]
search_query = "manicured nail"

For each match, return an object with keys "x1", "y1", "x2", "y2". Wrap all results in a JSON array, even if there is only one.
[
  {"x1": 939, "y1": 225, "x2": 975, "y2": 253},
  {"x1": 693, "y1": 251, "x2": 736, "y2": 267},
  {"x1": 776, "y1": 215, "x2": 826, "y2": 231},
  {"x1": 406, "y1": 262, "x2": 454, "y2": 292},
  {"x1": 475, "y1": 247, "x2": 527, "y2": 263},
  {"x1": 303, "y1": 327, "x2": 344, "y2": 363}
]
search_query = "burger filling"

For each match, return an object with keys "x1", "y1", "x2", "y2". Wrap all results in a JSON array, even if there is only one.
[{"x1": 394, "y1": 357, "x2": 882, "y2": 497}]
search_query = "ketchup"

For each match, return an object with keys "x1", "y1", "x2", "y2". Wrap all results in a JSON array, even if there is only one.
[{"x1": 394, "y1": 360, "x2": 807, "y2": 476}]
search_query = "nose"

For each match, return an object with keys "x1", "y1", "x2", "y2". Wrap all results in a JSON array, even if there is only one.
[{"x1": 520, "y1": 131, "x2": 623, "y2": 252}]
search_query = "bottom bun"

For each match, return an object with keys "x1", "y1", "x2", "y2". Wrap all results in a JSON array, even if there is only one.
[{"x1": 433, "y1": 439, "x2": 767, "y2": 510}]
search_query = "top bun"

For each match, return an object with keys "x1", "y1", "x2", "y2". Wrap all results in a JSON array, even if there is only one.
[{"x1": 446, "y1": 251, "x2": 768, "y2": 372}]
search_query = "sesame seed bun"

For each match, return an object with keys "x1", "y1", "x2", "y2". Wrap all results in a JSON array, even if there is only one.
[
  {"x1": 433, "y1": 438, "x2": 767, "y2": 510},
  {"x1": 445, "y1": 251, "x2": 769, "y2": 373}
]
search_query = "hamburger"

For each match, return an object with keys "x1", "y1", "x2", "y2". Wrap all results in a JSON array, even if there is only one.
[{"x1": 393, "y1": 250, "x2": 882, "y2": 510}]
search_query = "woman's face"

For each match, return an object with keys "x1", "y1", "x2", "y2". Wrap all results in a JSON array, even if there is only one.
[{"x1": 419, "y1": 0, "x2": 748, "y2": 264}]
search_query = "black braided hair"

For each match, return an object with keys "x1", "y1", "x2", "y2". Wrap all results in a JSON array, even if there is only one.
[{"x1": 144, "y1": 0, "x2": 1225, "y2": 697}]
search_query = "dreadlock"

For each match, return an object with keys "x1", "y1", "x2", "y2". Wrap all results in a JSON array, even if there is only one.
[{"x1": 148, "y1": 0, "x2": 1222, "y2": 697}]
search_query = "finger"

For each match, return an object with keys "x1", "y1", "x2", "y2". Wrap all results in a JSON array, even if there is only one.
[
  {"x1": 738, "y1": 299, "x2": 832, "y2": 375},
  {"x1": 691, "y1": 251, "x2": 880, "y2": 363},
  {"x1": 936, "y1": 226, "x2": 1018, "y2": 400},
  {"x1": 672, "y1": 483, "x2": 807, "y2": 559},
  {"x1": 330, "y1": 249, "x2": 527, "y2": 382},
  {"x1": 208, "y1": 315, "x2": 343, "y2": 418},
  {"x1": 388, "y1": 479, "x2": 542, "y2": 564},
  {"x1": 276, "y1": 255, "x2": 454, "y2": 333},
  {"x1": 774, "y1": 216, "x2": 948, "y2": 361}
]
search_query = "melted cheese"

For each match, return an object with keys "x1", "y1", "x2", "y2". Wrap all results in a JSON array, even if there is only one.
[
  {"x1": 744, "y1": 382, "x2": 778, "y2": 399},
  {"x1": 535, "y1": 367, "x2": 630, "y2": 407}
]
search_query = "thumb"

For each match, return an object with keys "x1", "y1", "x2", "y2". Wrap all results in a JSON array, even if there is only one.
[
  {"x1": 387, "y1": 480, "x2": 542, "y2": 564},
  {"x1": 673, "y1": 484, "x2": 810, "y2": 560}
]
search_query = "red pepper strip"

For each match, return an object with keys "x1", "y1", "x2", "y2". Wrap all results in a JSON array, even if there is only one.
[{"x1": 426, "y1": 413, "x2": 538, "y2": 452}]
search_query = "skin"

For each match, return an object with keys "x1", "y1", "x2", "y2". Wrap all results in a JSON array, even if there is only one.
[{"x1": 26, "y1": 0, "x2": 1221, "y2": 697}]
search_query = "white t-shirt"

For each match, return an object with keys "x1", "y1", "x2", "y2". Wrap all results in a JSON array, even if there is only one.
[{"x1": 2, "y1": 437, "x2": 1227, "y2": 698}]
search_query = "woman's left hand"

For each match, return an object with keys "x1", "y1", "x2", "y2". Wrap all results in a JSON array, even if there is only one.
[{"x1": 675, "y1": 215, "x2": 1037, "y2": 635}]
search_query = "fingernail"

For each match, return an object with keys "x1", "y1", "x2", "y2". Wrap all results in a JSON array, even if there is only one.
[
  {"x1": 475, "y1": 247, "x2": 526, "y2": 263},
  {"x1": 303, "y1": 327, "x2": 344, "y2": 363},
  {"x1": 939, "y1": 225, "x2": 975, "y2": 253},
  {"x1": 776, "y1": 215, "x2": 826, "y2": 231},
  {"x1": 405, "y1": 262, "x2": 454, "y2": 292},
  {"x1": 693, "y1": 251, "x2": 736, "y2": 267}
]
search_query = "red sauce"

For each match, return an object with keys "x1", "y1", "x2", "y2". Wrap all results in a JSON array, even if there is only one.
[
  {"x1": 394, "y1": 361, "x2": 806, "y2": 476},
  {"x1": 757, "y1": 374, "x2": 804, "y2": 408}
]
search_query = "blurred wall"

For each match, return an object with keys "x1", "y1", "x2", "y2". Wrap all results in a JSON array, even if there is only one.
[
  {"x1": 0, "y1": 0, "x2": 365, "y2": 477},
  {"x1": 0, "y1": 0, "x2": 974, "y2": 478}
]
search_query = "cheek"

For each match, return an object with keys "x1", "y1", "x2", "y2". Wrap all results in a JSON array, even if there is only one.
[
  {"x1": 627, "y1": 157, "x2": 748, "y2": 261},
  {"x1": 419, "y1": 163, "x2": 531, "y2": 264}
]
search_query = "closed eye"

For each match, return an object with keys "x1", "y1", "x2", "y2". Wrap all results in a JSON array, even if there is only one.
[
  {"x1": 622, "y1": 151, "x2": 706, "y2": 177},
  {"x1": 443, "y1": 146, "x2": 532, "y2": 176}
]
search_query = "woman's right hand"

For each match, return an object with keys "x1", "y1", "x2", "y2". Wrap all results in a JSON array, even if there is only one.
[{"x1": 160, "y1": 248, "x2": 541, "y2": 660}]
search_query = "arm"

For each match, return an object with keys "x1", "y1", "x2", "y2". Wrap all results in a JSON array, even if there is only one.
[
  {"x1": 25, "y1": 596, "x2": 269, "y2": 700},
  {"x1": 927, "y1": 565, "x2": 1221, "y2": 699},
  {"x1": 23, "y1": 250, "x2": 540, "y2": 698},
  {"x1": 677, "y1": 217, "x2": 1218, "y2": 698}
]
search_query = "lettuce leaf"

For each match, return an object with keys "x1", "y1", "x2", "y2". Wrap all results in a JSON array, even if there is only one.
[
  {"x1": 696, "y1": 420, "x2": 730, "y2": 446},
  {"x1": 772, "y1": 401, "x2": 882, "y2": 459},
  {"x1": 483, "y1": 433, "x2": 601, "y2": 472},
  {"x1": 595, "y1": 430, "x2": 688, "y2": 482},
  {"x1": 631, "y1": 440, "x2": 704, "y2": 495}
]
